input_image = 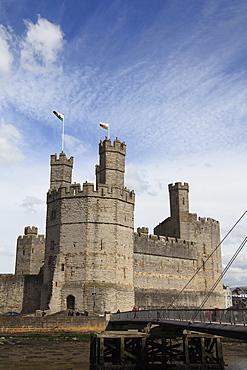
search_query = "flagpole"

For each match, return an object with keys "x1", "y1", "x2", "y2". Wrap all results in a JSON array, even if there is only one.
[
  {"x1": 62, "y1": 115, "x2": 65, "y2": 153},
  {"x1": 108, "y1": 124, "x2": 110, "y2": 140}
]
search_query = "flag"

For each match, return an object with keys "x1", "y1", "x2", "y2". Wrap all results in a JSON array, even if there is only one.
[
  {"x1": 53, "y1": 111, "x2": 64, "y2": 121},
  {"x1": 99, "y1": 122, "x2": 109, "y2": 130}
]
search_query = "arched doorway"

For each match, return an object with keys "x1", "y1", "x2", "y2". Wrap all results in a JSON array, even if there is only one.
[{"x1": 66, "y1": 295, "x2": 75, "y2": 310}]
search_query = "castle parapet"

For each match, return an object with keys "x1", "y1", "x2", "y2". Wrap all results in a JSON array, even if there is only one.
[
  {"x1": 99, "y1": 138, "x2": 126, "y2": 155},
  {"x1": 168, "y1": 182, "x2": 189, "y2": 192},
  {"x1": 134, "y1": 231, "x2": 195, "y2": 260},
  {"x1": 137, "y1": 227, "x2": 149, "y2": 235},
  {"x1": 24, "y1": 226, "x2": 38, "y2": 236},
  {"x1": 50, "y1": 152, "x2": 74, "y2": 166},
  {"x1": 47, "y1": 182, "x2": 135, "y2": 204}
]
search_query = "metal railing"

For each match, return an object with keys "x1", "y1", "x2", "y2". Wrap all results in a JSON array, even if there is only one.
[{"x1": 112, "y1": 309, "x2": 247, "y2": 325}]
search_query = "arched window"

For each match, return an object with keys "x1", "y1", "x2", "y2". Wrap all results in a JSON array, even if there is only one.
[{"x1": 67, "y1": 295, "x2": 75, "y2": 310}]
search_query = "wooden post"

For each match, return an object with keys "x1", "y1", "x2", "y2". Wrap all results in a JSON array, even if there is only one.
[
  {"x1": 183, "y1": 336, "x2": 190, "y2": 365},
  {"x1": 120, "y1": 337, "x2": 125, "y2": 365},
  {"x1": 99, "y1": 337, "x2": 104, "y2": 366},
  {"x1": 216, "y1": 337, "x2": 224, "y2": 369},
  {"x1": 201, "y1": 337, "x2": 206, "y2": 365},
  {"x1": 141, "y1": 337, "x2": 146, "y2": 368},
  {"x1": 162, "y1": 337, "x2": 167, "y2": 366}
]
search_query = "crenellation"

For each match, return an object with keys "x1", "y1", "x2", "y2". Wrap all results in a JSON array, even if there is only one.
[
  {"x1": 134, "y1": 232, "x2": 194, "y2": 248},
  {"x1": 24, "y1": 226, "x2": 38, "y2": 235},
  {"x1": 168, "y1": 182, "x2": 189, "y2": 191},
  {"x1": 46, "y1": 181, "x2": 135, "y2": 204},
  {"x1": 99, "y1": 138, "x2": 126, "y2": 155},
  {"x1": 50, "y1": 152, "x2": 74, "y2": 166}
]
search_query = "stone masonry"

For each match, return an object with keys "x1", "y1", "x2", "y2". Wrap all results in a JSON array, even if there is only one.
[{"x1": 0, "y1": 138, "x2": 225, "y2": 315}]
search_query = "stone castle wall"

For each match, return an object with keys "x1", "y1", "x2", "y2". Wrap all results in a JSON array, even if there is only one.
[
  {"x1": 133, "y1": 227, "x2": 225, "y2": 309},
  {"x1": 0, "y1": 274, "x2": 42, "y2": 314}
]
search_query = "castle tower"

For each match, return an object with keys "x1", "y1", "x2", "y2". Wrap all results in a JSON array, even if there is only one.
[
  {"x1": 41, "y1": 139, "x2": 135, "y2": 314},
  {"x1": 15, "y1": 226, "x2": 45, "y2": 275},
  {"x1": 153, "y1": 182, "x2": 225, "y2": 309},
  {"x1": 154, "y1": 182, "x2": 190, "y2": 239},
  {"x1": 50, "y1": 152, "x2": 74, "y2": 189},
  {"x1": 95, "y1": 139, "x2": 126, "y2": 188}
]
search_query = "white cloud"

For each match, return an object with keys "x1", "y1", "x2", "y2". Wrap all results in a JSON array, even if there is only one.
[
  {"x1": 0, "y1": 240, "x2": 14, "y2": 256},
  {"x1": 125, "y1": 163, "x2": 152, "y2": 194},
  {"x1": 0, "y1": 121, "x2": 25, "y2": 166},
  {"x1": 19, "y1": 196, "x2": 43, "y2": 213},
  {"x1": 20, "y1": 16, "x2": 65, "y2": 72},
  {"x1": 64, "y1": 134, "x2": 88, "y2": 155},
  {"x1": 0, "y1": 25, "x2": 13, "y2": 75}
]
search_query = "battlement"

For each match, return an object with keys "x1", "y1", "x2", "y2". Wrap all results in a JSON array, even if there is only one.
[
  {"x1": 24, "y1": 226, "x2": 38, "y2": 235},
  {"x1": 188, "y1": 213, "x2": 219, "y2": 226},
  {"x1": 168, "y1": 182, "x2": 189, "y2": 192},
  {"x1": 137, "y1": 227, "x2": 149, "y2": 234},
  {"x1": 47, "y1": 181, "x2": 135, "y2": 203},
  {"x1": 134, "y1": 230, "x2": 194, "y2": 247},
  {"x1": 18, "y1": 233, "x2": 45, "y2": 243},
  {"x1": 50, "y1": 152, "x2": 74, "y2": 166},
  {"x1": 99, "y1": 138, "x2": 126, "y2": 154}
]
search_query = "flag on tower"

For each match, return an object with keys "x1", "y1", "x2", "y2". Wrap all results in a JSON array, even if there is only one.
[
  {"x1": 53, "y1": 110, "x2": 64, "y2": 121},
  {"x1": 99, "y1": 122, "x2": 109, "y2": 130}
]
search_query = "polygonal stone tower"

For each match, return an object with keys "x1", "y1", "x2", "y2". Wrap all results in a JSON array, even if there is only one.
[{"x1": 41, "y1": 138, "x2": 135, "y2": 314}]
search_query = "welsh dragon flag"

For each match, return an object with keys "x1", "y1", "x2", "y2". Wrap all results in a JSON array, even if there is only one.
[
  {"x1": 99, "y1": 122, "x2": 109, "y2": 130},
  {"x1": 53, "y1": 111, "x2": 64, "y2": 121}
]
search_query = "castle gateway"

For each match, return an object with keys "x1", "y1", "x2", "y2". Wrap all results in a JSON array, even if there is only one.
[{"x1": 0, "y1": 139, "x2": 225, "y2": 315}]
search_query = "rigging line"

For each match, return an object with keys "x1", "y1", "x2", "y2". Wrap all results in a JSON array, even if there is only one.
[
  {"x1": 166, "y1": 209, "x2": 247, "y2": 309},
  {"x1": 190, "y1": 236, "x2": 247, "y2": 322}
]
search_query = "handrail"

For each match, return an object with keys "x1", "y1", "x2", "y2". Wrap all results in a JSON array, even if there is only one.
[{"x1": 111, "y1": 309, "x2": 247, "y2": 325}]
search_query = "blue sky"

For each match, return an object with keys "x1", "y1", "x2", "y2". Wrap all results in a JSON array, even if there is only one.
[{"x1": 0, "y1": 0, "x2": 247, "y2": 288}]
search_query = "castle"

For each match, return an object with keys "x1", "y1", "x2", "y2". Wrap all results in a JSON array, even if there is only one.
[{"x1": 0, "y1": 138, "x2": 225, "y2": 315}]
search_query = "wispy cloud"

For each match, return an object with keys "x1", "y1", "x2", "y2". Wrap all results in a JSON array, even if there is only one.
[
  {"x1": 0, "y1": 25, "x2": 14, "y2": 75},
  {"x1": 19, "y1": 196, "x2": 43, "y2": 213},
  {"x1": 0, "y1": 121, "x2": 25, "y2": 166}
]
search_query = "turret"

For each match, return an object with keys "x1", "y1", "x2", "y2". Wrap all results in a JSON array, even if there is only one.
[
  {"x1": 154, "y1": 182, "x2": 190, "y2": 239},
  {"x1": 168, "y1": 182, "x2": 189, "y2": 239},
  {"x1": 50, "y1": 152, "x2": 74, "y2": 189},
  {"x1": 95, "y1": 138, "x2": 126, "y2": 189},
  {"x1": 15, "y1": 226, "x2": 45, "y2": 275}
]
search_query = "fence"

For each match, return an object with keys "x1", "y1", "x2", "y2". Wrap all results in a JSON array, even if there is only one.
[{"x1": 112, "y1": 309, "x2": 247, "y2": 325}]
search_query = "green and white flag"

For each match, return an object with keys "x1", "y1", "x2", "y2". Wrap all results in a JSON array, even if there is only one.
[
  {"x1": 99, "y1": 122, "x2": 109, "y2": 130},
  {"x1": 53, "y1": 110, "x2": 64, "y2": 122}
]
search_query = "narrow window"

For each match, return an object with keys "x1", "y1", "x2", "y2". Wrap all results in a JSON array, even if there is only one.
[
  {"x1": 51, "y1": 210, "x2": 55, "y2": 220},
  {"x1": 23, "y1": 250, "x2": 25, "y2": 256},
  {"x1": 61, "y1": 263, "x2": 65, "y2": 271},
  {"x1": 51, "y1": 240, "x2": 54, "y2": 250}
]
